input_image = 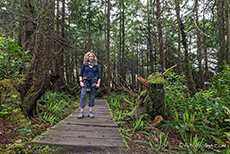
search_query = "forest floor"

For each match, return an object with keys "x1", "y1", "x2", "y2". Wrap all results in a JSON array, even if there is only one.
[
  {"x1": 0, "y1": 98, "x2": 185, "y2": 154},
  {"x1": 0, "y1": 116, "x2": 173, "y2": 154}
]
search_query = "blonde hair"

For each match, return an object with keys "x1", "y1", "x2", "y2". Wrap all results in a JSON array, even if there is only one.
[{"x1": 83, "y1": 52, "x2": 98, "y2": 66}]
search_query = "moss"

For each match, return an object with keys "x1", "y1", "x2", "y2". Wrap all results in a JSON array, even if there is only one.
[
  {"x1": 147, "y1": 82, "x2": 165, "y2": 119},
  {"x1": 0, "y1": 79, "x2": 31, "y2": 130},
  {"x1": 147, "y1": 73, "x2": 164, "y2": 84},
  {"x1": 6, "y1": 143, "x2": 27, "y2": 154}
]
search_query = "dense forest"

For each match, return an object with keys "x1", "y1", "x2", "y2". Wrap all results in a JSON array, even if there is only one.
[{"x1": 0, "y1": 0, "x2": 229, "y2": 153}]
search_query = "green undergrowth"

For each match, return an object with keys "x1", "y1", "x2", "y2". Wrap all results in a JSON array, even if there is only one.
[
  {"x1": 0, "y1": 37, "x2": 32, "y2": 80},
  {"x1": 0, "y1": 91, "x2": 79, "y2": 154},
  {"x1": 107, "y1": 93, "x2": 169, "y2": 153},
  {"x1": 107, "y1": 65, "x2": 230, "y2": 154}
]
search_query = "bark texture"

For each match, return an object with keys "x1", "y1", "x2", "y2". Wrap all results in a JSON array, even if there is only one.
[{"x1": 18, "y1": 0, "x2": 55, "y2": 116}]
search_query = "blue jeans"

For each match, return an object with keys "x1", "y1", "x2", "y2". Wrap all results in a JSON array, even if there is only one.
[{"x1": 79, "y1": 85, "x2": 96, "y2": 108}]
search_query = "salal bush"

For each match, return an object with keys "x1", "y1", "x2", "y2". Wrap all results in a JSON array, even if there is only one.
[{"x1": 0, "y1": 37, "x2": 32, "y2": 80}]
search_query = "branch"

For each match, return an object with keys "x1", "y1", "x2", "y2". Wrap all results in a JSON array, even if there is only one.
[{"x1": 162, "y1": 64, "x2": 177, "y2": 76}]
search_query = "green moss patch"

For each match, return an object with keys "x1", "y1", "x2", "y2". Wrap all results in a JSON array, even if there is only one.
[{"x1": 147, "y1": 73, "x2": 164, "y2": 84}]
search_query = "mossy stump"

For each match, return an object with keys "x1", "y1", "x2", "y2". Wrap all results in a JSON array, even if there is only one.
[{"x1": 146, "y1": 73, "x2": 165, "y2": 119}]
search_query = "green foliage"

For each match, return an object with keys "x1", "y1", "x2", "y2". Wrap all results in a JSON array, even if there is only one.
[
  {"x1": 125, "y1": 113, "x2": 151, "y2": 135},
  {"x1": 147, "y1": 73, "x2": 164, "y2": 84},
  {"x1": 162, "y1": 68, "x2": 230, "y2": 153},
  {"x1": 149, "y1": 132, "x2": 169, "y2": 152},
  {"x1": 0, "y1": 104, "x2": 11, "y2": 118},
  {"x1": 37, "y1": 91, "x2": 78, "y2": 126},
  {"x1": 0, "y1": 37, "x2": 32, "y2": 80},
  {"x1": 108, "y1": 67, "x2": 229, "y2": 153},
  {"x1": 108, "y1": 92, "x2": 169, "y2": 151}
]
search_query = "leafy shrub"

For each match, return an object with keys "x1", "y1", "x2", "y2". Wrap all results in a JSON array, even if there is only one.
[
  {"x1": 162, "y1": 67, "x2": 230, "y2": 152},
  {"x1": 0, "y1": 37, "x2": 32, "y2": 80}
]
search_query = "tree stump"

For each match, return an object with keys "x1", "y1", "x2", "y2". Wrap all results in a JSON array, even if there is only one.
[
  {"x1": 129, "y1": 73, "x2": 165, "y2": 120},
  {"x1": 146, "y1": 73, "x2": 165, "y2": 119}
]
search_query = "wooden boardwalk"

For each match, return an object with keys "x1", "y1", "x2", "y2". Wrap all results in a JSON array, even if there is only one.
[{"x1": 32, "y1": 99, "x2": 126, "y2": 149}]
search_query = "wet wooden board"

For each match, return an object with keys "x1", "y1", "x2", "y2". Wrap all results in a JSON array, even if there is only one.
[
  {"x1": 32, "y1": 99, "x2": 126, "y2": 148},
  {"x1": 35, "y1": 137, "x2": 125, "y2": 148}
]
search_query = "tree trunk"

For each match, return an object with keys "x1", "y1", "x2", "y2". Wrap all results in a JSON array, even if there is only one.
[
  {"x1": 147, "y1": 75, "x2": 165, "y2": 119},
  {"x1": 75, "y1": 45, "x2": 78, "y2": 83},
  {"x1": 226, "y1": 0, "x2": 230, "y2": 64},
  {"x1": 217, "y1": 0, "x2": 226, "y2": 71},
  {"x1": 147, "y1": 0, "x2": 154, "y2": 73},
  {"x1": 106, "y1": 0, "x2": 111, "y2": 94},
  {"x1": 202, "y1": 6, "x2": 211, "y2": 81},
  {"x1": 18, "y1": 0, "x2": 24, "y2": 47},
  {"x1": 122, "y1": 0, "x2": 126, "y2": 82},
  {"x1": 195, "y1": 0, "x2": 205, "y2": 90},
  {"x1": 88, "y1": 0, "x2": 91, "y2": 51},
  {"x1": 24, "y1": 0, "x2": 36, "y2": 53},
  {"x1": 54, "y1": 0, "x2": 60, "y2": 92},
  {"x1": 113, "y1": 26, "x2": 117, "y2": 90},
  {"x1": 132, "y1": 42, "x2": 135, "y2": 90},
  {"x1": 156, "y1": 0, "x2": 165, "y2": 72},
  {"x1": 130, "y1": 74, "x2": 165, "y2": 119},
  {"x1": 136, "y1": 43, "x2": 139, "y2": 90},
  {"x1": 65, "y1": 16, "x2": 71, "y2": 83},
  {"x1": 175, "y1": 0, "x2": 183, "y2": 74},
  {"x1": 118, "y1": 4, "x2": 122, "y2": 80},
  {"x1": 104, "y1": 0, "x2": 107, "y2": 91},
  {"x1": 59, "y1": 0, "x2": 65, "y2": 90},
  {"x1": 180, "y1": 19, "x2": 197, "y2": 95},
  {"x1": 141, "y1": 47, "x2": 144, "y2": 89},
  {"x1": 10, "y1": 0, "x2": 16, "y2": 39},
  {"x1": 19, "y1": 0, "x2": 55, "y2": 116}
]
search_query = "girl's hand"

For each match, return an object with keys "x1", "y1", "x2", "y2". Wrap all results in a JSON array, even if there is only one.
[
  {"x1": 80, "y1": 82, "x2": 85, "y2": 87},
  {"x1": 95, "y1": 83, "x2": 100, "y2": 88}
]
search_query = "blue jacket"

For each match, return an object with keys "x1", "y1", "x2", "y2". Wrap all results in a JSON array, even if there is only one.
[{"x1": 79, "y1": 64, "x2": 101, "y2": 79}]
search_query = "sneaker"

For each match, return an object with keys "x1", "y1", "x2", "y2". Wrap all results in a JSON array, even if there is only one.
[
  {"x1": 88, "y1": 111, "x2": 94, "y2": 118},
  {"x1": 77, "y1": 111, "x2": 84, "y2": 119}
]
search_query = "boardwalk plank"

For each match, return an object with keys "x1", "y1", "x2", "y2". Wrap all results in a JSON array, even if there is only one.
[
  {"x1": 32, "y1": 99, "x2": 126, "y2": 148},
  {"x1": 44, "y1": 130, "x2": 123, "y2": 139},
  {"x1": 38, "y1": 137, "x2": 125, "y2": 148}
]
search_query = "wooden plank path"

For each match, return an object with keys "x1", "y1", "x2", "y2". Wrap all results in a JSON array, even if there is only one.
[{"x1": 32, "y1": 99, "x2": 126, "y2": 149}]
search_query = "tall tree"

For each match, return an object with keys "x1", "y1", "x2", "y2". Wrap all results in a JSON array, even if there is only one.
[
  {"x1": 147, "y1": 0, "x2": 154, "y2": 73},
  {"x1": 106, "y1": 0, "x2": 111, "y2": 94},
  {"x1": 59, "y1": 0, "x2": 65, "y2": 89},
  {"x1": 18, "y1": 0, "x2": 23, "y2": 47},
  {"x1": 121, "y1": 0, "x2": 126, "y2": 82},
  {"x1": 118, "y1": 1, "x2": 122, "y2": 80},
  {"x1": 24, "y1": 0, "x2": 36, "y2": 53},
  {"x1": 180, "y1": 19, "x2": 197, "y2": 95},
  {"x1": 54, "y1": 0, "x2": 60, "y2": 92},
  {"x1": 19, "y1": 0, "x2": 55, "y2": 116},
  {"x1": 194, "y1": 0, "x2": 205, "y2": 89},
  {"x1": 156, "y1": 0, "x2": 165, "y2": 72},
  {"x1": 88, "y1": 0, "x2": 91, "y2": 51},
  {"x1": 10, "y1": 0, "x2": 16, "y2": 39},
  {"x1": 226, "y1": 0, "x2": 230, "y2": 64},
  {"x1": 203, "y1": 17, "x2": 211, "y2": 81},
  {"x1": 217, "y1": 0, "x2": 226, "y2": 71},
  {"x1": 131, "y1": 36, "x2": 135, "y2": 89},
  {"x1": 175, "y1": 0, "x2": 183, "y2": 74}
]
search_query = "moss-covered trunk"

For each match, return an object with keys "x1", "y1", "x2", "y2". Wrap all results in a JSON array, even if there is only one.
[
  {"x1": 0, "y1": 79, "x2": 30, "y2": 126},
  {"x1": 147, "y1": 83, "x2": 165, "y2": 118},
  {"x1": 1, "y1": 0, "x2": 55, "y2": 117},
  {"x1": 131, "y1": 73, "x2": 165, "y2": 119},
  {"x1": 146, "y1": 73, "x2": 165, "y2": 118},
  {"x1": 20, "y1": 0, "x2": 55, "y2": 116}
]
